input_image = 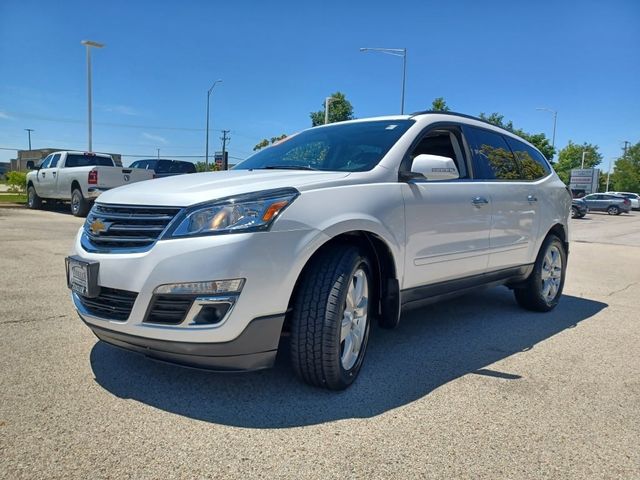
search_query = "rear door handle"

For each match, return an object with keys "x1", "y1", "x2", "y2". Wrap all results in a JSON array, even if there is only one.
[
  {"x1": 527, "y1": 195, "x2": 538, "y2": 202},
  {"x1": 472, "y1": 196, "x2": 489, "y2": 206}
]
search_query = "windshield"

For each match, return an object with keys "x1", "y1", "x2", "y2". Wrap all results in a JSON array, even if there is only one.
[
  {"x1": 234, "y1": 120, "x2": 414, "y2": 172},
  {"x1": 65, "y1": 154, "x2": 114, "y2": 168}
]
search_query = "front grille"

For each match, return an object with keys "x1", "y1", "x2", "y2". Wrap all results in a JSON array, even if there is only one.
[
  {"x1": 77, "y1": 287, "x2": 138, "y2": 321},
  {"x1": 144, "y1": 295, "x2": 194, "y2": 325},
  {"x1": 83, "y1": 203, "x2": 182, "y2": 252}
]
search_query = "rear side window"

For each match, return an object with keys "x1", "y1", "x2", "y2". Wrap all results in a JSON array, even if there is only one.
[
  {"x1": 155, "y1": 160, "x2": 172, "y2": 173},
  {"x1": 467, "y1": 127, "x2": 520, "y2": 180},
  {"x1": 50, "y1": 154, "x2": 61, "y2": 168},
  {"x1": 171, "y1": 161, "x2": 196, "y2": 173},
  {"x1": 65, "y1": 154, "x2": 114, "y2": 167},
  {"x1": 505, "y1": 137, "x2": 551, "y2": 180}
]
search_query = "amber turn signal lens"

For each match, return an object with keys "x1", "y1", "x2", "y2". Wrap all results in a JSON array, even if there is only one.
[{"x1": 261, "y1": 200, "x2": 289, "y2": 222}]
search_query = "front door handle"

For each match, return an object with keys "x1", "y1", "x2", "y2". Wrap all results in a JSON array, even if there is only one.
[
  {"x1": 472, "y1": 196, "x2": 489, "y2": 206},
  {"x1": 41, "y1": 172, "x2": 45, "y2": 178},
  {"x1": 527, "y1": 195, "x2": 538, "y2": 202}
]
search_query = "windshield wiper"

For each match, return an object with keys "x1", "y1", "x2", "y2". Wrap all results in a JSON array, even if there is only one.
[{"x1": 260, "y1": 165, "x2": 318, "y2": 171}]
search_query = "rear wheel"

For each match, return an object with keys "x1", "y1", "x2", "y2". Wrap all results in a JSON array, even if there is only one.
[
  {"x1": 71, "y1": 188, "x2": 90, "y2": 217},
  {"x1": 27, "y1": 185, "x2": 42, "y2": 209},
  {"x1": 607, "y1": 205, "x2": 620, "y2": 215},
  {"x1": 514, "y1": 235, "x2": 566, "y2": 312},
  {"x1": 290, "y1": 245, "x2": 372, "y2": 390}
]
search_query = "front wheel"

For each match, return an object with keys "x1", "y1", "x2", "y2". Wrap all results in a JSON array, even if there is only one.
[
  {"x1": 570, "y1": 206, "x2": 578, "y2": 218},
  {"x1": 71, "y1": 188, "x2": 90, "y2": 217},
  {"x1": 27, "y1": 185, "x2": 42, "y2": 209},
  {"x1": 514, "y1": 235, "x2": 566, "y2": 312},
  {"x1": 290, "y1": 245, "x2": 373, "y2": 390},
  {"x1": 607, "y1": 205, "x2": 620, "y2": 215}
]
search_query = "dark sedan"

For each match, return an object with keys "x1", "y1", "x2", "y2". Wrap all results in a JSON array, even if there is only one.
[
  {"x1": 129, "y1": 159, "x2": 196, "y2": 178},
  {"x1": 571, "y1": 198, "x2": 588, "y2": 218}
]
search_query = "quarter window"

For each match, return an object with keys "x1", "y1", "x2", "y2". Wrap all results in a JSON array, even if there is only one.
[
  {"x1": 468, "y1": 127, "x2": 520, "y2": 180},
  {"x1": 505, "y1": 137, "x2": 550, "y2": 180}
]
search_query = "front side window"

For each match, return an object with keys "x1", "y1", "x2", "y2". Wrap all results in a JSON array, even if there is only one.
[
  {"x1": 467, "y1": 127, "x2": 520, "y2": 180},
  {"x1": 39, "y1": 155, "x2": 53, "y2": 169},
  {"x1": 505, "y1": 137, "x2": 550, "y2": 180},
  {"x1": 234, "y1": 120, "x2": 414, "y2": 172},
  {"x1": 407, "y1": 127, "x2": 469, "y2": 178}
]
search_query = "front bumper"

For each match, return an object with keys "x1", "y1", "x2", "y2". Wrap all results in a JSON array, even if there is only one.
[{"x1": 84, "y1": 313, "x2": 285, "y2": 371}]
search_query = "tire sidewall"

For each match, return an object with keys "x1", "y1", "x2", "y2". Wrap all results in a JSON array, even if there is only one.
[
  {"x1": 332, "y1": 255, "x2": 373, "y2": 386},
  {"x1": 608, "y1": 206, "x2": 619, "y2": 215},
  {"x1": 570, "y1": 206, "x2": 578, "y2": 218},
  {"x1": 27, "y1": 186, "x2": 35, "y2": 208},
  {"x1": 531, "y1": 236, "x2": 567, "y2": 309},
  {"x1": 71, "y1": 189, "x2": 83, "y2": 216}
]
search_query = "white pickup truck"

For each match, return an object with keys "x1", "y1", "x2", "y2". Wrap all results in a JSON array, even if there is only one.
[{"x1": 26, "y1": 151, "x2": 154, "y2": 216}]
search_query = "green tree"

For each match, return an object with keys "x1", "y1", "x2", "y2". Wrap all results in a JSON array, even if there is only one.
[
  {"x1": 195, "y1": 161, "x2": 220, "y2": 172},
  {"x1": 554, "y1": 141, "x2": 603, "y2": 184},
  {"x1": 610, "y1": 141, "x2": 640, "y2": 193},
  {"x1": 430, "y1": 97, "x2": 450, "y2": 112},
  {"x1": 310, "y1": 92, "x2": 354, "y2": 126},
  {"x1": 253, "y1": 133, "x2": 288, "y2": 151},
  {"x1": 479, "y1": 112, "x2": 555, "y2": 161}
]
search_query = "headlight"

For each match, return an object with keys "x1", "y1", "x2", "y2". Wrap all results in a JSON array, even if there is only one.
[{"x1": 167, "y1": 188, "x2": 298, "y2": 237}]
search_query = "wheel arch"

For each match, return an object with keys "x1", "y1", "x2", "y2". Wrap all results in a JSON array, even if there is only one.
[
  {"x1": 285, "y1": 229, "x2": 401, "y2": 332},
  {"x1": 546, "y1": 222, "x2": 569, "y2": 255}
]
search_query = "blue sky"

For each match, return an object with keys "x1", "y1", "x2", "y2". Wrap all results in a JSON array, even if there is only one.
[{"x1": 1, "y1": 0, "x2": 638, "y2": 168}]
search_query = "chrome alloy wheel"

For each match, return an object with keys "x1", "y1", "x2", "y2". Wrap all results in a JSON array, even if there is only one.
[
  {"x1": 27, "y1": 187, "x2": 35, "y2": 207},
  {"x1": 541, "y1": 244, "x2": 562, "y2": 302},
  {"x1": 340, "y1": 268, "x2": 369, "y2": 370},
  {"x1": 71, "y1": 191, "x2": 81, "y2": 215}
]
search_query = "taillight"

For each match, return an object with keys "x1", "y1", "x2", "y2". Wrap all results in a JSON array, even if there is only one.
[
  {"x1": 88, "y1": 170, "x2": 98, "y2": 185},
  {"x1": 623, "y1": 199, "x2": 631, "y2": 205}
]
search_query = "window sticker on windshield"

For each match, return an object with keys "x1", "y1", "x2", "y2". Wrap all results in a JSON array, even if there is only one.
[{"x1": 385, "y1": 125, "x2": 398, "y2": 130}]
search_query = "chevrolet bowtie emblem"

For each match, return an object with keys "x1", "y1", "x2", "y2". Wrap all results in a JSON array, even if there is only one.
[{"x1": 89, "y1": 218, "x2": 108, "y2": 235}]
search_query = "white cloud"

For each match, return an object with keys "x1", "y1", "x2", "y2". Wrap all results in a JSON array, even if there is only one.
[
  {"x1": 141, "y1": 132, "x2": 168, "y2": 144},
  {"x1": 0, "y1": 111, "x2": 11, "y2": 119},
  {"x1": 104, "y1": 104, "x2": 140, "y2": 116}
]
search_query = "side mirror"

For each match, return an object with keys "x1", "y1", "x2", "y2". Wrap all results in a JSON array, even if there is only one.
[
  {"x1": 26, "y1": 161, "x2": 36, "y2": 170},
  {"x1": 410, "y1": 154, "x2": 459, "y2": 181}
]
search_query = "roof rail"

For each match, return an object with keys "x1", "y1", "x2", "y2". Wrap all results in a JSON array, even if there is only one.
[{"x1": 409, "y1": 110, "x2": 503, "y2": 129}]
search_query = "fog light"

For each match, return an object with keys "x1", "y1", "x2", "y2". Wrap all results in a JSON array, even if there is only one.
[
  {"x1": 154, "y1": 279, "x2": 244, "y2": 295},
  {"x1": 192, "y1": 303, "x2": 231, "y2": 325}
]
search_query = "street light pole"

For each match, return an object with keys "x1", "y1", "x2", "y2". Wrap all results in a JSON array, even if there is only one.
[
  {"x1": 605, "y1": 158, "x2": 613, "y2": 192},
  {"x1": 205, "y1": 79, "x2": 222, "y2": 171},
  {"x1": 25, "y1": 129, "x2": 34, "y2": 150},
  {"x1": 81, "y1": 40, "x2": 105, "y2": 152},
  {"x1": 536, "y1": 107, "x2": 557, "y2": 157},
  {"x1": 324, "y1": 96, "x2": 336, "y2": 125},
  {"x1": 360, "y1": 47, "x2": 407, "y2": 114}
]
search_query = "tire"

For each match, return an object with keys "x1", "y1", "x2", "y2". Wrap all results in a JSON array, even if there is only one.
[
  {"x1": 607, "y1": 205, "x2": 619, "y2": 215},
  {"x1": 27, "y1": 185, "x2": 43, "y2": 209},
  {"x1": 71, "y1": 188, "x2": 90, "y2": 217},
  {"x1": 290, "y1": 245, "x2": 373, "y2": 390},
  {"x1": 514, "y1": 234, "x2": 566, "y2": 312},
  {"x1": 577, "y1": 213, "x2": 586, "y2": 219},
  {"x1": 570, "y1": 206, "x2": 578, "y2": 218}
]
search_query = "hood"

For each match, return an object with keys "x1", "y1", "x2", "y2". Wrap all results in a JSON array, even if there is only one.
[{"x1": 96, "y1": 169, "x2": 351, "y2": 206}]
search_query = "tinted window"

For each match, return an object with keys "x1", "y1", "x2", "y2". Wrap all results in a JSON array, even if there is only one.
[
  {"x1": 235, "y1": 120, "x2": 414, "y2": 172},
  {"x1": 505, "y1": 137, "x2": 551, "y2": 180},
  {"x1": 468, "y1": 127, "x2": 520, "y2": 180},
  {"x1": 65, "y1": 154, "x2": 114, "y2": 168},
  {"x1": 50, "y1": 154, "x2": 61, "y2": 168},
  {"x1": 40, "y1": 155, "x2": 53, "y2": 169},
  {"x1": 153, "y1": 160, "x2": 172, "y2": 173},
  {"x1": 171, "y1": 161, "x2": 196, "y2": 173}
]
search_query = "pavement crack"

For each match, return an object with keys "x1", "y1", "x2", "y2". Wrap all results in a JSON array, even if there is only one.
[
  {"x1": 0, "y1": 314, "x2": 68, "y2": 325},
  {"x1": 607, "y1": 282, "x2": 639, "y2": 297}
]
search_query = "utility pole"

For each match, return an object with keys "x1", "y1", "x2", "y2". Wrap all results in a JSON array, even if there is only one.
[
  {"x1": 220, "y1": 130, "x2": 230, "y2": 170},
  {"x1": 25, "y1": 129, "x2": 34, "y2": 150},
  {"x1": 157, "y1": 148, "x2": 160, "y2": 159},
  {"x1": 623, "y1": 140, "x2": 630, "y2": 157}
]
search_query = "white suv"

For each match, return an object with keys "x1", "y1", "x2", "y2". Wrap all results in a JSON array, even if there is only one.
[{"x1": 66, "y1": 112, "x2": 571, "y2": 390}]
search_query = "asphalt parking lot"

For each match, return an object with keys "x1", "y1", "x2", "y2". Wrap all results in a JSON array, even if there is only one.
[{"x1": 1, "y1": 207, "x2": 639, "y2": 479}]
